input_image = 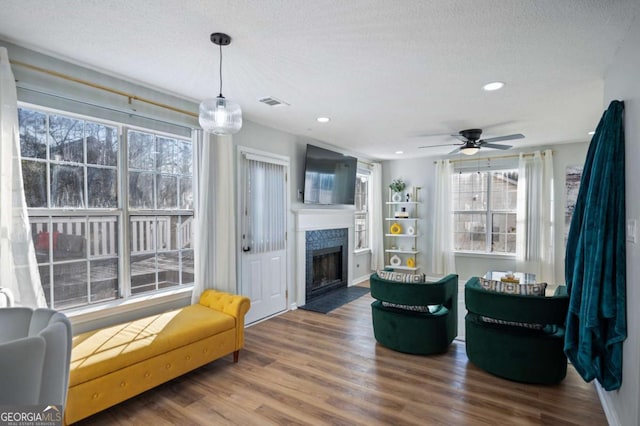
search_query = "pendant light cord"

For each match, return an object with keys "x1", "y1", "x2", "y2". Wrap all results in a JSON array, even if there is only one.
[{"x1": 218, "y1": 43, "x2": 223, "y2": 98}]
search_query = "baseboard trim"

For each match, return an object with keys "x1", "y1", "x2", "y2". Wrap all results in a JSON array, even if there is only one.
[
  {"x1": 596, "y1": 381, "x2": 621, "y2": 426},
  {"x1": 351, "y1": 274, "x2": 371, "y2": 285}
]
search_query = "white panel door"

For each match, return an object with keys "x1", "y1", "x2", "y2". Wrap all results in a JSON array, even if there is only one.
[{"x1": 239, "y1": 150, "x2": 288, "y2": 324}]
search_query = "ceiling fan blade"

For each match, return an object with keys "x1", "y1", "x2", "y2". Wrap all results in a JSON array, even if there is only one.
[
  {"x1": 481, "y1": 133, "x2": 525, "y2": 143},
  {"x1": 451, "y1": 134, "x2": 467, "y2": 142},
  {"x1": 482, "y1": 143, "x2": 512, "y2": 150},
  {"x1": 418, "y1": 143, "x2": 461, "y2": 149},
  {"x1": 448, "y1": 147, "x2": 461, "y2": 154}
]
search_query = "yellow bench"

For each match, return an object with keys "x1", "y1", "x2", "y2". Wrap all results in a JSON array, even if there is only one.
[{"x1": 65, "y1": 290, "x2": 250, "y2": 424}]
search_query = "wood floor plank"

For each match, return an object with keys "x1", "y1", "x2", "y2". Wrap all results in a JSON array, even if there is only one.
[{"x1": 75, "y1": 288, "x2": 608, "y2": 425}]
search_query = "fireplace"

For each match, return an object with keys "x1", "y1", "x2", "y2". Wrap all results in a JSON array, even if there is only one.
[{"x1": 305, "y1": 228, "x2": 348, "y2": 302}]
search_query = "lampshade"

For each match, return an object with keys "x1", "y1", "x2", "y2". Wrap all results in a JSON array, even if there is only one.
[
  {"x1": 460, "y1": 146, "x2": 479, "y2": 156},
  {"x1": 199, "y1": 32, "x2": 242, "y2": 135},
  {"x1": 199, "y1": 96, "x2": 242, "y2": 135}
]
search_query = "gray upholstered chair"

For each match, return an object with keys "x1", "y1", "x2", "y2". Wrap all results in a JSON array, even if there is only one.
[{"x1": 0, "y1": 307, "x2": 72, "y2": 407}]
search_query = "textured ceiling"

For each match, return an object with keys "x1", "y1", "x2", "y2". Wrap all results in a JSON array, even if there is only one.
[{"x1": 0, "y1": 0, "x2": 638, "y2": 159}]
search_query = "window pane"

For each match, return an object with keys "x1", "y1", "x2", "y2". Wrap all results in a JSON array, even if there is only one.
[
  {"x1": 130, "y1": 253, "x2": 156, "y2": 294},
  {"x1": 454, "y1": 213, "x2": 486, "y2": 251},
  {"x1": 90, "y1": 258, "x2": 118, "y2": 302},
  {"x1": 19, "y1": 108, "x2": 47, "y2": 159},
  {"x1": 53, "y1": 261, "x2": 88, "y2": 309},
  {"x1": 51, "y1": 218, "x2": 86, "y2": 260},
  {"x1": 157, "y1": 175, "x2": 177, "y2": 209},
  {"x1": 86, "y1": 122, "x2": 118, "y2": 166},
  {"x1": 128, "y1": 131, "x2": 155, "y2": 170},
  {"x1": 452, "y1": 172, "x2": 487, "y2": 211},
  {"x1": 492, "y1": 212, "x2": 517, "y2": 253},
  {"x1": 178, "y1": 141, "x2": 193, "y2": 176},
  {"x1": 51, "y1": 164, "x2": 85, "y2": 208},
  {"x1": 49, "y1": 115, "x2": 84, "y2": 163},
  {"x1": 129, "y1": 172, "x2": 154, "y2": 208},
  {"x1": 22, "y1": 160, "x2": 47, "y2": 208},
  {"x1": 158, "y1": 252, "x2": 179, "y2": 288},
  {"x1": 490, "y1": 170, "x2": 518, "y2": 210},
  {"x1": 182, "y1": 250, "x2": 194, "y2": 284},
  {"x1": 89, "y1": 217, "x2": 118, "y2": 258},
  {"x1": 180, "y1": 177, "x2": 193, "y2": 209},
  {"x1": 39, "y1": 264, "x2": 51, "y2": 306},
  {"x1": 88, "y1": 167, "x2": 117, "y2": 208},
  {"x1": 355, "y1": 212, "x2": 368, "y2": 250},
  {"x1": 157, "y1": 137, "x2": 177, "y2": 174}
]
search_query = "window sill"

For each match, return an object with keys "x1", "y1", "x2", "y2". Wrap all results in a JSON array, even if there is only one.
[
  {"x1": 65, "y1": 285, "x2": 194, "y2": 326},
  {"x1": 454, "y1": 251, "x2": 516, "y2": 259}
]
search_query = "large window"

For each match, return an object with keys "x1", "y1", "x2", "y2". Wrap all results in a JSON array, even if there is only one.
[
  {"x1": 354, "y1": 171, "x2": 370, "y2": 251},
  {"x1": 452, "y1": 170, "x2": 518, "y2": 254},
  {"x1": 19, "y1": 106, "x2": 194, "y2": 310}
]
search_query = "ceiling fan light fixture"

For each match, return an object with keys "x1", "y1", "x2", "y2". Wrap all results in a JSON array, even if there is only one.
[
  {"x1": 460, "y1": 146, "x2": 480, "y2": 155},
  {"x1": 199, "y1": 32, "x2": 243, "y2": 135}
]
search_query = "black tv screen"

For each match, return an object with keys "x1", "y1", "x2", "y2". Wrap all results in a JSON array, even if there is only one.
[{"x1": 303, "y1": 144, "x2": 357, "y2": 205}]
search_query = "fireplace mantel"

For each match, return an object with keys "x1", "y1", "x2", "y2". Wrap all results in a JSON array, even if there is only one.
[{"x1": 292, "y1": 208, "x2": 355, "y2": 307}]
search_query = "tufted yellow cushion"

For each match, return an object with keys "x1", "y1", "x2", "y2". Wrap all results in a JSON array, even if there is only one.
[{"x1": 70, "y1": 304, "x2": 234, "y2": 387}]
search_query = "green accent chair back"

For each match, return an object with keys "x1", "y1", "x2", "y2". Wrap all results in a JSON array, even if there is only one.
[
  {"x1": 370, "y1": 272, "x2": 458, "y2": 355},
  {"x1": 464, "y1": 276, "x2": 569, "y2": 384}
]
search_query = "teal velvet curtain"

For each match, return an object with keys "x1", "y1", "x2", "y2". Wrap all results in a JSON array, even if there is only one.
[{"x1": 564, "y1": 100, "x2": 626, "y2": 391}]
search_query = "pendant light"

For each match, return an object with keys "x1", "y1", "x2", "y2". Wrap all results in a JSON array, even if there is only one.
[{"x1": 199, "y1": 32, "x2": 242, "y2": 135}]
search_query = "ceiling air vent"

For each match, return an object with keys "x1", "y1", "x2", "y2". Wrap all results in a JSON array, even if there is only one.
[{"x1": 259, "y1": 97, "x2": 290, "y2": 107}]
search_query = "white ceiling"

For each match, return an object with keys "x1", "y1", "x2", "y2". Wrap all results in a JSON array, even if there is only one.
[{"x1": 0, "y1": 0, "x2": 638, "y2": 160}]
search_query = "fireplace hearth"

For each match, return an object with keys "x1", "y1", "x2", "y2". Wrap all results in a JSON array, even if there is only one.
[{"x1": 305, "y1": 228, "x2": 348, "y2": 302}]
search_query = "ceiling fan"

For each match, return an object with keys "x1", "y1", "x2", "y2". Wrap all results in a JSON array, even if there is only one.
[{"x1": 419, "y1": 128, "x2": 525, "y2": 155}]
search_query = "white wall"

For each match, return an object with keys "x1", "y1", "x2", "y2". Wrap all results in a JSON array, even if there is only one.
[
  {"x1": 599, "y1": 14, "x2": 640, "y2": 426},
  {"x1": 383, "y1": 141, "x2": 588, "y2": 283}
]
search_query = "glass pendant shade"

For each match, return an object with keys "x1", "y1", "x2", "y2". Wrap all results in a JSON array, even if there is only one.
[{"x1": 199, "y1": 96, "x2": 242, "y2": 135}]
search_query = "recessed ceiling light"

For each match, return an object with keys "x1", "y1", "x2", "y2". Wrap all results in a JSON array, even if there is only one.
[
  {"x1": 588, "y1": 131, "x2": 595, "y2": 135},
  {"x1": 483, "y1": 81, "x2": 505, "y2": 91},
  {"x1": 395, "y1": 150, "x2": 403, "y2": 154},
  {"x1": 317, "y1": 117, "x2": 330, "y2": 123}
]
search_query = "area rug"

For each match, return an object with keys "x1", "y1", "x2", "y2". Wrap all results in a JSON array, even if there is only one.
[{"x1": 299, "y1": 286, "x2": 370, "y2": 314}]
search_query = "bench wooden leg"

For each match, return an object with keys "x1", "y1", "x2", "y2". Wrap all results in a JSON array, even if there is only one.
[{"x1": 233, "y1": 350, "x2": 239, "y2": 363}]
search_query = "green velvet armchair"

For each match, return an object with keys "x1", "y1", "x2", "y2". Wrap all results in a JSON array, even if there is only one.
[
  {"x1": 464, "y1": 276, "x2": 570, "y2": 384},
  {"x1": 370, "y1": 272, "x2": 458, "y2": 355}
]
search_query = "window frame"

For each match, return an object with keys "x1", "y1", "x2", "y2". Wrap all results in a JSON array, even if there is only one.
[
  {"x1": 19, "y1": 103, "x2": 195, "y2": 312},
  {"x1": 452, "y1": 168, "x2": 518, "y2": 255},
  {"x1": 354, "y1": 169, "x2": 371, "y2": 253}
]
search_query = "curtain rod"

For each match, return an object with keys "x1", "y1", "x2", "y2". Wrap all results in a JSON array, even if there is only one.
[
  {"x1": 433, "y1": 150, "x2": 552, "y2": 164},
  {"x1": 9, "y1": 59, "x2": 198, "y2": 118}
]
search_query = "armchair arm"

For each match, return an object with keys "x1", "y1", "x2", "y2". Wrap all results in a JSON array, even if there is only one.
[{"x1": 198, "y1": 290, "x2": 251, "y2": 349}]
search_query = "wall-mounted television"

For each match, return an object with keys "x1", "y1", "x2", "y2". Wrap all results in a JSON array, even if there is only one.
[{"x1": 303, "y1": 144, "x2": 357, "y2": 205}]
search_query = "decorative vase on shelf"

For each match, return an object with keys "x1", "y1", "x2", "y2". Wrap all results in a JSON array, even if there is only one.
[
  {"x1": 390, "y1": 255, "x2": 401, "y2": 267},
  {"x1": 392, "y1": 192, "x2": 402, "y2": 202}
]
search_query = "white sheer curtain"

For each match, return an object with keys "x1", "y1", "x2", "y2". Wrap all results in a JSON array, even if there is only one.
[
  {"x1": 241, "y1": 155, "x2": 286, "y2": 254},
  {"x1": 0, "y1": 47, "x2": 46, "y2": 307},
  {"x1": 432, "y1": 159, "x2": 456, "y2": 275},
  {"x1": 370, "y1": 163, "x2": 384, "y2": 271},
  {"x1": 192, "y1": 131, "x2": 236, "y2": 303},
  {"x1": 516, "y1": 150, "x2": 554, "y2": 283}
]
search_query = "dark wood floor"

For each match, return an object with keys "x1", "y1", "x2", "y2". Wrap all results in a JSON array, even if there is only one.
[{"x1": 76, "y1": 289, "x2": 608, "y2": 425}]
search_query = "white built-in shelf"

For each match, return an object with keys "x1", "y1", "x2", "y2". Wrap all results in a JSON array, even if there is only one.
[
  {"x1": 385, "y1": 249, "x2": 420, "y2": 254},
  {"x1": 385, "y1": 217, "x2": 417, "y2": 221},
  {"x1": 385, "y1": 201, "x2": 419, "y2": 205},
  {"x1": 385, "y1": 233, "x2": 419, "y2": 238}
]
